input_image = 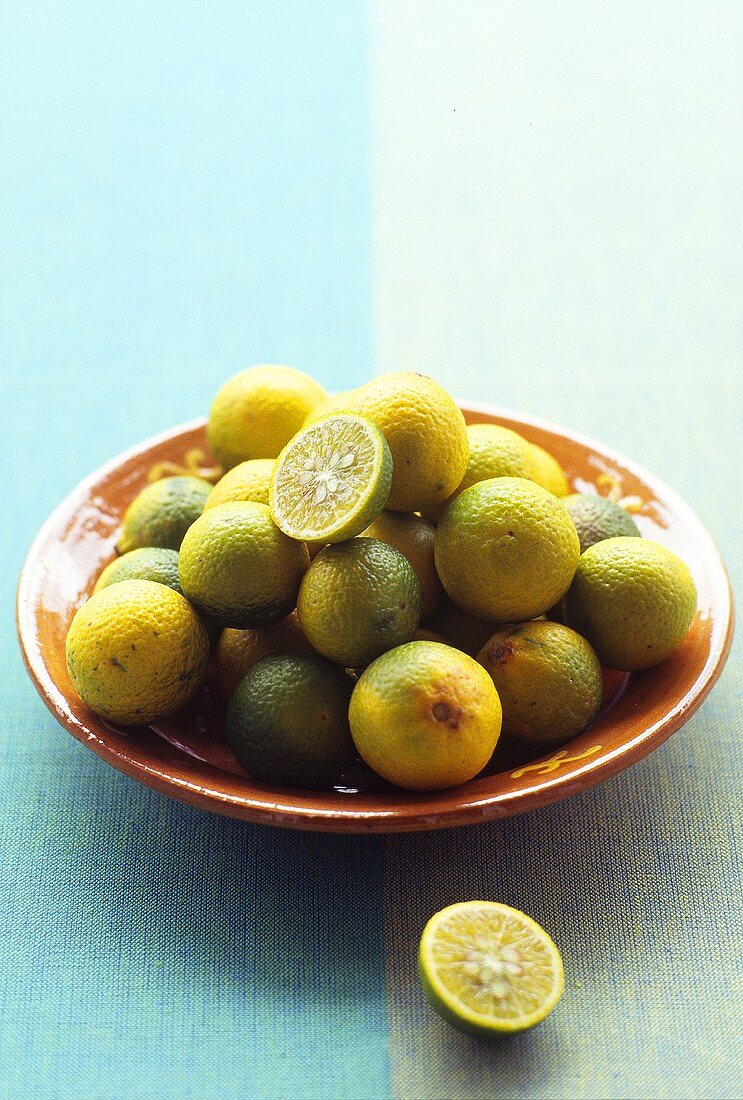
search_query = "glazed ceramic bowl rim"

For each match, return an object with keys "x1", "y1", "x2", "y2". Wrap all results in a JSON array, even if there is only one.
[{"x1": 16, "y1": 405, "x2": 735, "y2": 832}]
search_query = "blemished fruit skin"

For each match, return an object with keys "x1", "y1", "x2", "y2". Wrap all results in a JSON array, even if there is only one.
[
  {"x1": 348, "y1": 641, "x2": 502, "y2": 791},
  {"x1": 562, "y1": 536, "x2": 697, "y2": 671},
  {"x1": 214, "y1": 612, "x2": 313, "y2": 702},
  {"x1": 361, "y1": 510, "x2": 445, "y2": 620},
  {"x1": 477, "y1": 620, "x2": 603, "y2": 747},
  {"x1": 207, "y1": 364, "x2": 327, "y2": 469},
  {"x1": 205, "y1": 459, "x2": 275, "y2": 510},
  {"x1": 178, "y1": 501, "x2": 310, "y2": 629},
  {"x1": 117, "y1": 475, "x2": 212, "y2": 553},
  {"x1": 297, "y1": 538, "x2": 421, "y2": 668},
  {"x1": 225, "y1": 653, "x2": 355, "y2": 789},
  {"x1": 344, "y1": 372, "x2": 469, "y2": 514},
  {"x1": 562, "y1": 493, "x2": 640, "y2": 554},
  {"x1": 434, "y1": 477, "x2": 581, "y2": 622},
  {"x1": 65, "y1": 579, "x2": 209, "y2": 725},
  {"x1": 93, "y1": 547, "x2": 183, "y2": 594}
]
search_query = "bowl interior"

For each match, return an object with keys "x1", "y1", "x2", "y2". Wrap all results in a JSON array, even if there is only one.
[{"x1": 16, "y1": 406, "x2": 733, "y2": 831}]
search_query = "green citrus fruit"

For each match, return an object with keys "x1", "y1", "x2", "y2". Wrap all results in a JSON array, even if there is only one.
[
  {"x1": 361, "y1": 510, "x2": 444, "y2": 619},
  {"x1": 225, "y1": 653, "x2": 355, "y2": 788},
  {"x1": 179, "y1": 501, "x2": 309, "y2": 628},
  {"x1": 270, "y1": 414, "x2": 392, "y2": 544},
  {"x1": 65, "y1": 579, "x2": 209, "y2": 725},
  {"x1": 297, "y1": 538, "x2": 421, "y2": 668},
  {"x1": 117, "y1": 475, "x2": 212, "y2": 553},
  {"x1": 426, "y1": 423, "x2": 537, "y2": 521},
  {"x1": 348, "y1": 640, "x2": 501, "y2": 790},
  {"x1": 477, "y1": 620, "x2": 602, "y2": 747},
  {"x1": 562, "y1": 537, "x2": 697, "y2": 670},
  {"x1": 419, "y1": 901, "x2": 565, "y2": 1036},
  {"x1": 434, "y1": 477, "x2": 580, "y2": 621},
  {"x1": 562, "y1": 493, "x2": 641, "y2": 553},
  {"x1": 214, "y1": 612, "x2": 314, "y2": 702},
  {"x1": 93, "y1": 547, "x2": 182, "y2": 594}
]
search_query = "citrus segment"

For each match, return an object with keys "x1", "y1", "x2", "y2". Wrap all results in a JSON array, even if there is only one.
[
  {"x1": 270, "y1": 414, "x2": 392, "y2": 544},
  {"x1": 419, "y1": 901, "x2": 565, "y2": 1036}
]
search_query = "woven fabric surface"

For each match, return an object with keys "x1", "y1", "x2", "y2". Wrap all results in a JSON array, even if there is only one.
[{"x1": 2, "y1": 3, "x2": 742, "y2": 1099}]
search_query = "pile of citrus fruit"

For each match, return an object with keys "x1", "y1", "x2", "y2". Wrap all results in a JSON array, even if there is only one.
[{"x1": 66, "y1": 364, "x2": 698, "y2": 793}]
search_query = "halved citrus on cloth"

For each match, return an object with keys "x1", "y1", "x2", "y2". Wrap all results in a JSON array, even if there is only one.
[
  {"x1": 418, "y1": 901, "x2": 565, "y2": 1036},
  {"x1": 270, "y1": 414, "x2": 392, "y2": 543}
]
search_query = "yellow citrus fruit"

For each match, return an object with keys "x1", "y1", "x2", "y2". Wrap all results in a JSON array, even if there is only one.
[
  {"x1": 179, "y1": 501, "x2": 309, "y2": 628},
  {"x1": 205, "y1": 459, "x2": 275, "y2": 510},
  {"x1": 93, "y1": 547, "x2": 182, "y2": 594},
  {"x1": 270, "y1": 414, "x2": 392, "y2": 543},
  {"x1": 297, "y1": 538, "x2": 421, "y2": 668},
  {"x1": 477, "y1": 620, "x2": 602, "y2": 747},
  {"x1": 344, "y1": 372, "x2": 469, "y2": 513},
  {"x1": 361, "y1": 510, "x2": 445, "y2": 620},
  {"x1": 65, "y1": 579, "x2": 209, "y2": 725},
  {"x1": 435, "y1": 477, "x2": 580, "y2": 621},
  {"x1": 117, "y1": 475, "x2": 212, "y2": 553},
  {"x1": 302, "y1": 389, "x2": 356, "y2": 426},
  {"x1": 425, "y1": 423, "x2": 537, "y2": 521},
  {"x1": 348, "y1": 640, "x2": 502, "y2": 790},
  {"x1": 562, "y1": 493, "x2": 640, "y2": 553},
  {"x1": 419, "y1": 901, "x2": 565, "y2": 1036},
  {"x1": 214, "y1": 611, "x2": 314, "y2": 702},
  {"x1": 562, "y1": 536, "x2": 697, "y2": 670},
  {"x1": 207, "y1": 364, "x2": 327, "y2": 469},
  {"x1": 423, "y1": 598, "x2": 500, "y2": 657},
  {"x1": 225, "y1": 653, "x2": 355, "y2": 789},
  {"x1": 528, "y1": 442, "x2": 570, "y2": 496}
]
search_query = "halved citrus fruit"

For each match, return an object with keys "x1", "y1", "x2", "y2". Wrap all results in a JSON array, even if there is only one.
[
  {"x1": 419, "y1": 901, "x2": 565, "y2": 1036},
  {"x1": 270, "y1": 414, "x2": 392, "y2": 544}
]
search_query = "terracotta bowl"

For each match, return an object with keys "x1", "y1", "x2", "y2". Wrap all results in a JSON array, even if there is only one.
[{"x1": 16, "y1": 405, "x2": 734, "y2": 832}]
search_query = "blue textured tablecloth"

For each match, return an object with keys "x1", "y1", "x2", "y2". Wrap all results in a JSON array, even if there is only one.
[{"x1": 2, "y1": 4, "x2": 741, "y2": 1098}]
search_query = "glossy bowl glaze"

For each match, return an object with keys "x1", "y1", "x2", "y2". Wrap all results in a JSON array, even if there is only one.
[{"x1": 16, "y1": 406, "x2": 734, "y2": 832}]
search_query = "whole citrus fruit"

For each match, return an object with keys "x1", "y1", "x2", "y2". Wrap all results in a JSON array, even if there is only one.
[
  {"x1": 434, "y1": 477, "x2": 580, "y2": 621},
  {"x1": 117, "y1": 475, "x2": 212, "y2": 553},
  {"x1": 225, "y1": 653, "x2": 355, "y2": 788},
  {"x1": 477, "y1": 620, "x2": 602, "y2": 747},
  {"x1": 344, "y1": 372, "x2": 469, "y2": 513},
  {"x1": 562, "y1": 537, "x2": 697, "y2": 670},
  {"x1": 65, "y1": 579, "x2": 209, "y2": 725},
  {"x1": 207, "y1": 364, "x2": 327, "y2": 469},
  {"x1": 297, "y1": 537, "x2": 421, "y2": 668},
  {"x1": 361, "y1": 510, "x2": 444, "y2": 619},
  {"x1": 205, "y1": 459, "x2": 275, "y2": 510},
  {"x1": 528, "y1": 443, "x2": 570, "y2": 496},
  {"x1": 426, "y1": 423, "x2": 536, "y2": 521},
  {"x1": 562, "y1": 493, "x2": 640, "y2": 553},
  {"x1": 348, "y1": 641, "x2": 502, "y2": 790},
  {"x1": 179, "y1": 501, "x2": 309, "y2": 628},
  {"x1": 93, "y1": 547, "x2": 182, "y2": 594},
  {"x1": 302, "y1": 389, "x2": 356, "y2": 426},
  {"x1": 214, "y1": 612, "x2": 314, "y2": 702}
]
